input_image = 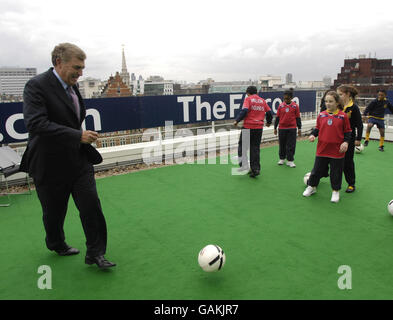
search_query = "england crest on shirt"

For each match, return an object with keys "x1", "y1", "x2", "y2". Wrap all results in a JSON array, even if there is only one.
[
  {"x1": 327, "y1": 118, "x2": 333, "y2": 126},
  {"x1": 285, "y1": 108, "x2": 289, "y2": 112}
]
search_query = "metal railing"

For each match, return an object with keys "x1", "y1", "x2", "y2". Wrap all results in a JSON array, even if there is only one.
[{"x1": 3, "y1": 111, "x2": 392, "y2": 188}]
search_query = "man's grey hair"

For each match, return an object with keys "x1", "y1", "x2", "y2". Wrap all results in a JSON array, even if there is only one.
[{"x1": 51, "y1": 43, "x2": 86, "y2": 66}]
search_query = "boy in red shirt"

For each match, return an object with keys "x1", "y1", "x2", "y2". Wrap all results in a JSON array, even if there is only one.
[
  {"x1": 233, "y1": 86, "x2": 272, "y2": 178},
  {"x1": 274, "y1": 88, "x2": 302, "y2": 167},
  {"x1": 303, "y1": 91, "x2": 352, "y2": 203}
]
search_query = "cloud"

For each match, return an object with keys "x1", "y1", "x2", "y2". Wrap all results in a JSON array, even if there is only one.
[{"x1": 1, "y1": 0, "x2": 393, "y2": 83}]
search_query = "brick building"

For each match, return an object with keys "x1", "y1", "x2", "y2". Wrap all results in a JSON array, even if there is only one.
[
  {"x1": 95, "y1": 56, "x2": 140, "y2": 148},
  {"x1": 332, "y1": 56, "x2": 393, "y2": 97},
  {"x1": 100, "y1": 72, "x2": 133, "y2": 97}
]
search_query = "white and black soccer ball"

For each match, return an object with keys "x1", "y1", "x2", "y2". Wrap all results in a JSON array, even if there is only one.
[
  {"x1": 198, "y1": 244, "x2": 226, "y2": 272},
  {"x1": 388, "y1": 200, "x2": 393, "y2": 216},
  {"x1": 355, "y1": 144, "x2": 364, "y2": 153},
  {"x1": 304, "y1": 172, "x2": 311, "y2": 185}
]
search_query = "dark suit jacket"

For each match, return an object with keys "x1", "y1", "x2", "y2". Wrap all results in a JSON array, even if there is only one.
[{"x1": 20, "y1": 68, "x2": 102, "y2": 185}]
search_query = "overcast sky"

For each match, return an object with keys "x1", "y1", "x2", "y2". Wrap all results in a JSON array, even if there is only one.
[{"x1": 1, "y1": 0, "x2": 392, "y2": 83}]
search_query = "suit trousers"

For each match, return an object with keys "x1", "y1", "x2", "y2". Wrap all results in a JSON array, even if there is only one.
[
  {"x1": 278, "y1": 128, "x2": 297, "y2": 161},
  {"x1": 34, "y1": 164, "x2": 107, "y2": 257},
  {"x1": 238, "y1": 128, "x2": 263, "y2": 173},
  {"x1": 308, "y1": 156, "x2": 345, "y2": 191}
]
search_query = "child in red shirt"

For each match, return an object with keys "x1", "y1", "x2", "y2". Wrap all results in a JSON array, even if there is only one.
[
  {"x1": 233, "y1": 86, "x2": 272, "y2": 177},
  {"x1": 303, "y1": 91, "x2": 352, "y2": 203},
  {"x1": 274, "y1": 88, "x2": 302, "y2": 167}
]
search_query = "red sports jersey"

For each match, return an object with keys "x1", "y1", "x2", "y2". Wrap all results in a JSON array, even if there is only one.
[
  {"x1": 242, "y1": 94, "x2": 271, "y2": 129},
  {"x1": 276, "y1": 101, "x2": 300, "y2": 129},
  {"x1": 315, "y1": 110, "x2": 352, "y2": 159}
]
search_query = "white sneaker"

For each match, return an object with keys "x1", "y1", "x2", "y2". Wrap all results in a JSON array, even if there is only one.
[
  {"x1": 303, "y1": 186, "x2": 316, "y2": 197},
  {"x1": 277, "y1": 159, "x2": 285, "y2": 165},
  {"x1": 331, "y1": 191, "x2": 340, "y2": 203},
  {"x1": 287, "y1": 161, "x2": 296, "y2": 168}
]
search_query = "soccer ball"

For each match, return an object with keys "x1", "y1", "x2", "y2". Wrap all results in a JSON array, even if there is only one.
[
  {"x1": 355, "y1": 144, "x2": 364, "y2": 153},
  {"x1": 304, "y1": 172, "x2": 311, "y2": 185},
  {"x1": 198, "y1": 244, "x2": 226, "y2": 272},
  {"x1": 388, "y1": 200, "x2": 393, "y2": 216}
]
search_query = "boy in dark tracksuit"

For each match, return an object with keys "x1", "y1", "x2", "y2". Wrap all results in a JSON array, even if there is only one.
[
  {"x1": 363, "y1": 89, "x2": 393, "y2": 151},
  {"x1": 274, "y1": 88, "x2": 302, "y2": 168},
  {"x1": 233, "y1": 86, "x2": 273, "y2": 178}
]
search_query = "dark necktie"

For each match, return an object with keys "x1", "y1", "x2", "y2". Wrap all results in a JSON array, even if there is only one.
[{"x1": 67, "y1": 86, "x2": 80, "y2": 121}]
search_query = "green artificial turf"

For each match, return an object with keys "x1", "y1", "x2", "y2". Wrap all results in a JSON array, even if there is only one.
[{"x1": 1, "y1": 140, "x2": 393, "y2": 300}]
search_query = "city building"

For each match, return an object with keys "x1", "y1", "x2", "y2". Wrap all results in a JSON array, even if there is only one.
[
  {"x1": 208, "y1": 80, "x2": 259, "y2": 93},
  {"x1": 94, "y1": 48, "x2": 137, "y2": 148},
  {"x1": 146, "y1": 75, "x2": 164, "y2": 82},
  {"x1": 297, "y1": 80, "x2": 326, "y2": 89},
  {"x1": 173, "y1": 83, "x2": 210, "y2": 95},
  {"x1": 100, "y1": 72, "x2": 132, "y2": 97},
  {"x1": 259, "y1": 75, "x2": 283, "y2": 90},
  {"x1": 322, "y1": 76, "x2": 332, "y2": 87},
  {"x1": 144, "y1": 79, "x2": 174, "y2": 96},
  {"x1": 131, "y1": 77, "x2": 144, "y2": 96},
  {"x1": 285, "y1": 73, "x2": 293, "y2": 84},
  {"x1": 332, "y1": 55, "x2": 393, "y2": 96},
  {"x1": 198, "y1": 78, "x2": 215, "y2": 86},
  {"x1": 0, "y1": 67, "x2": 37, "y2": 97},
  {"x1": 78, "y1": 77, "x2": 104, "y2": 99}
]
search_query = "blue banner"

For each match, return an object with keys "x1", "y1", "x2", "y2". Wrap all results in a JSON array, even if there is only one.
[{"x1": 0, "y1": 91, "x2": 317, "y2": 144}]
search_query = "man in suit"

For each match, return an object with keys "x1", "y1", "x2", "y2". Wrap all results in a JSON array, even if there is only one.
[{"x1": 21, "y1": 43, "x2": 116, "y2": 269}]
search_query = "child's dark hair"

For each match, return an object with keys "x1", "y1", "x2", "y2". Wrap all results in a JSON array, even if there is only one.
[
  {"x1": 337, "y1": 84, "x2": 358, "y2": 99},
  {"x1": 284, "y1": 88, "x2": 294, "y2": 98},
  {"x1": 325, "y1": 91, "x2": 344, "y2": 110},
  {"x1": 319, "y1": 90, "x2": 329, "y2": 111},
  {"x1": 246, "y1": 86, "x2": 257, "y2": 95},
  {"x1": 378, "y1": 89, "x2": 387, "y2": 94}
]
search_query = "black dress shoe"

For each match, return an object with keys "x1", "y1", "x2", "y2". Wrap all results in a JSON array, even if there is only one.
[
  {"x1": 55, "y1": 245, "x2": 80, "y2": 256},
  {"x1": 85, "y1": 255, "x2": 116, "y2": 269}
]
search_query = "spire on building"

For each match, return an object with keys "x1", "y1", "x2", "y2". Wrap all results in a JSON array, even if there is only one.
[
  {"x1": 120, "y1": 44, "x2": 130, "y2": 87},
  {"x1": 122, "y1": 45, "x2": 127, "y2": 73}
]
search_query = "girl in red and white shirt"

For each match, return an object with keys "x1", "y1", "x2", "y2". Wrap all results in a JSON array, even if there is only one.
[{"x1": 303, "y1": 91, "x2": 352, "y2": 203}]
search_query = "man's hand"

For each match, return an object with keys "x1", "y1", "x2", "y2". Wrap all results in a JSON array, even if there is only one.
[
  {"x1": 362, "y1": 116, "x2": 368, "y2": 123},
  {"x1": 274, "y1": 129, "x2": 277, "y2": 135},
  {"x1": 339, "y1": 142, "x2": 349, "y2": 153},
  {"x1": 266, "y1": 123, "x2": 271, "y2": 127},
  {"x1": 309, "y1": 135, "x2": 316, "y2": 142},
  {"x1": 233, "y1": 121, "x2": 238, "y2": 127},
  {"x1": 298, "y1": 129, "x2": 302, "y2": 137},
  {"x1": 81, "y1": 130, "x2": 99, "y2": 144}
]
